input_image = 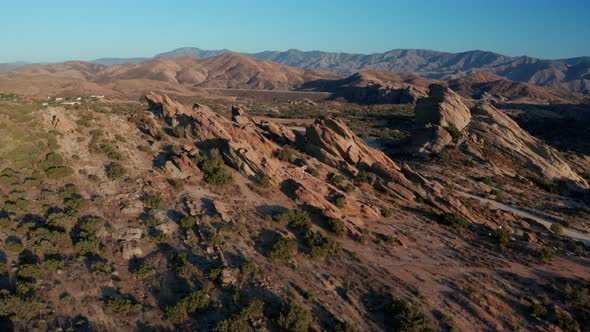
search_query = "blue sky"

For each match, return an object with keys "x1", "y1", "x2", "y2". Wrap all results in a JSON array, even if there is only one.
[{"x1": 2, "y1": 0, "x2": 589, "y2": 62}]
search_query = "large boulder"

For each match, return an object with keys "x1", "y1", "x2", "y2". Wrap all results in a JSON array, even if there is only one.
[
  {"x1": 415, "y1": 84, "x2": 471, "y2": 131},
  {"x1": 409, "y1": 84, "x2": 471, "y2": 156}
]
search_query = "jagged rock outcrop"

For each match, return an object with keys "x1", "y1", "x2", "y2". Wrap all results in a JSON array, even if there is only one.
[
  {"x1": 410, "y1": 84, "x2": 472, "y2": 156},
  {"x1": 464, "y1": 101, "x2": 586, "y2": 185},
  {"x1": 306, "y1": 117, "x2": 401, "y2": 174},
  {"x1": 338, "y1": 83, "x2": 426, "y2": 104}
]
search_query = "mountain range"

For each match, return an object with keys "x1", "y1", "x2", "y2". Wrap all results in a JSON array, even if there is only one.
[{"x1": 2, "y1": 47, "x2": 589, "y2": 93}]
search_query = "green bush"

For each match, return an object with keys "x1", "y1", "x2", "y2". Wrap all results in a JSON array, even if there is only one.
[
  {"x1": 255, "y1": 173, "x2": 273, "y2": 188},
  {"x1": 276, "y1": 148, "x2": 295, "y2": 162},
  {"x1": 381, "y1": 208, "x2": 392, "y2": 218},
  {"x1": 46, "y1": 211, "x2": 78, "y2": 233},
  {"x1": 333, "y1": 195, "x2": 346, "y2": 208},
  {"x1": 304, "y1": 231, "x2": 342, "y2": 258},
  {"x1": 268, "y1": 237, "x2": 298, "y2": 261},
  {"x1": 44, "y1": 258, "x2": 65, "y2": 269},
  {"x1": 550, "y1": 223, "x2": 563, "y2": 235},
  {"x1": 133, "y1": 262, "x2": 156, "y2": 279},
  {"x1": 45, "y1": 166, "x2": 74, "y2": 179},
  {"x1": 385, "y1": 297, "x2": 431, "y2": 332},
  {"x1": 330, "y1": 174, "x2": 344, "y2": 185},
  {"x1": 444, "y1": 125, "x2": 462, "y2": 140},
  {"x1": 306, "y1": 167, "x2": 320, "y2": 177},
  {"x1": 557, "y1": 315, "x2": 580, "y2": 332},
  {"x1": 74, "y1": 238, "x2": 101, "y2": 256},
  {"x1": 103, "y1": 297, "x2": 136, "y2": 317},
  {"x1": 179, "y1": 215, "x2": 198, "y2": 229},
  {"x1": 172, "y1": 125, "x2": 187, "y2": 138},
  {"x1": 529, "y1": 303, "x2": 548, "y2": 318},
  {"x1": 198, "y1": 149, "x2": 233, "y2": 186},
  {"x1": 0, "y1": 292, "x2": 45, "y2": 324},
  {"x1": 334, "y1": 320, "x2": 358, "y2": 332},
  {"x1": 491, "y1": 227, "x2": 511, "y2": 248},
  {"x1": 106, "y1": 162, "x2": 127, "y2": 179},
  {"x1": 5, "y1": 238, "x2": 23, "y2": 253},
  {"x1": 354, "y1": 171, "x2": 373, "y2": 185},
  {"x1": 532, "y1": 247, "x2": 555, "y2": 262},
  {"x1": 278, "y1": 301, "x2": 313, "y2": 332},
  {"x1": 327, "y1": 218, "x2": 346, "y2": 236},
  {"x1": 438, "y1": 213, "x2": 471, "y2": 230},
  {"x1": 274, "y1": 209, "x2": 312, "y2": 230},
  {"x1": 166, "y1": 290, "x2": 210, "y2": 323},
  {"x1": 28, "y1": 228, "x2": 71, "y2": 255}
]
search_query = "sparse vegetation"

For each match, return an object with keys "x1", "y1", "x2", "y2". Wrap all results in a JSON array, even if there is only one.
[
  {"x1": 385, "y1": 297, "x2": 431, "y2": 332},
  {"x1": 106, "y1": 161, "x2": 127, "y2": 179},
  {"x1": 277, "y1": 301, "x2": 313, "y2": 332},
  {"x1": 268, "y1": 237, "x2": 298, "y2": 261},
  {"x1": 438, "y1": 213, "x2": 471, "y2": 230},
  {"x1": 274, "y1": 209, "x2": 312, "y2": 230},
  {"x1": 304, "y1": 230, "x2": 341, "y2": 258}
]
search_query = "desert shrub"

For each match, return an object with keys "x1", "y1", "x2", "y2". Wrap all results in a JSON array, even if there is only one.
[
  {"x1": 557, "y1": 315, "x2": 580, "y2": 332},
  {"x1": 332, "y1": 195, "x2": 346, "y2": 208},
  {"x1": 115, "y1": 134, "x2": 126, "y2": 142},
  {"x1": 304, "y1": 231, "x2": 341, "y2": 258},
  {"x1": 0, "y1": 291, "x2": 45, "y2": 324},
  {"x1": 327, "y1": 218, "x2": 346, "y2": 236},
  {"x1": 330, "y1": 174, "x2": 344, "y2": 185},
  {"x1": 479, "y1": 176, "x2": 493, "y2": 185},
  {"x1": 17, "y1": 263, "x2": 42, "y2": 280},
  {"x1": 385, "y1": 297, "x2": 431, "y2": 332},
  {"x1": 255, "y1": 173, "x2": 273, "y2": 188},
  {"x1": 5, "y1": 238, "x2": 23, "y2": 253},
  {"x1": 106, "y1": 162, "x2": 127, "y2": 179},
  {"x1": 381, "y1": 208, "x2": 392, "y2": 217},
  {"x1": 133, "y1": 262, "x2": 156, "y2": 279},
  {"x1": 46, "y1": 211, "x2": 78, "y2": 233},
  {"x1": 78, "y1": 216, "x2": 104, "y2": 238},
  {"x1": 172, "y1": 125, "x2": 187, "y2": 138},
  {"x1": 334, "y1": 320, "x2": 358, "y2": 332},
  {"x1": 91, "y1": 261, "x2": 113, "y2": 278},
  {"x1": 168, "y1": 178, "x2": 185, "y2": 191},
  {"x1": 179, "y1": 215, "x2": 198, "y2": 229},
  {"x1": 305, "y1": 167, "x2": 320, "y2": 178},
  {"x1": 166, "y1": 290, "x2": 210, "y2": 323},
  {"x1": 530, "y1": 303, "x2": 548, "y2": 318},
  {"x1": 464, "y1": 159, "x2": 477, "y2": 167},
  {"x1": 274, "y1": 209, "x2": 312, "y2": 230},
  {"x1": 28, "y1": 228, "x2": 71, "y2": 255},
  {"x1": 268, "y1": 237, "x2": 298, "y2": 261},
  {"x1": 342, "y1": 183, "x2": 355, "y2": 193},
  {"x1": 444, "y1": 125, "x2": 462, "y2": 140},
  {"x1": 40, "y1": 152, "x2": 65, "y2": 169},
  {"x1": 532, "y1": 247, "x2": 555, "y2": 262},
  {"x1": 550, "y1": 223, "x2": 563, "y2": 235},
  {"x1": 528, "y1": 176, "x2": 559, "y2": 194},
  {"x1": 103, "y1": 297, "x2": 137, "y2": 317},
  {"x1": 198, "y1": 149, "x2": 233, "y2": 186},
  {"x1": 0, "y1": 169, "x2": 19, "y2": 184},
  {"x1": 44, "y1": 258, "x2": 65, "y2": 269},
  {"x1": 142, "y1": 193, "x2": 163, "y2": 209},
  {"x1": 354, "y1": 171, "x2": 373, "y2": 185},
  {"x1": 137, "y1": 145, "x2": 151, "y2": 153},
  {"x1": 276, "y1": 147, "x2": 295, "y2": 162},
  {"x1": 74, "y1": 238, "x2": 101, "y2": 256},
  {"x1": 278, "y1": 301, "x2": 313, "y2": 332},
  {"x1": 491, "y1": 227, "x2": 511, "y2": 248},
  {"x1": 170, "y1": 144, "x2": 183, "y2": 155},
  {"x1": 214, "y1": 299, "x2": 264, "y2": 332},
  {"x1": 438, "y1": 213, "x2": 470, "y2": 230},
  {"x1": 45, "y1": 166, "x2": 74, "y2": 179}
]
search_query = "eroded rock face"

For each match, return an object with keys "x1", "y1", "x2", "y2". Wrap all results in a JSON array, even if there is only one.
[
  {"x1": 408, "y1": 85, "x2": 472, "y2": 156},
  {"x1": 306, "y1": 117, "x2": 401, "y2": 174},
  {"x1": 415, "y1": 84, "x2": 471, "y2": 131},
  {"x1": 466, "y1": 101, "x2": 586, "y2": 185}
]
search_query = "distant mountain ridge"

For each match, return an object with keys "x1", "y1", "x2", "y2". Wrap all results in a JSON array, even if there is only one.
[
  {"x1": 95, "y1": 48, "x2": 590, "y2": 92},
  {"x1": 2, "y1": 47, "x2": 589, "y2": 92}
]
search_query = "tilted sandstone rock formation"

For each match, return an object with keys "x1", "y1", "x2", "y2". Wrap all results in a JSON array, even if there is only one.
[
  {"x1": 410, "y1": 84, "x2": 472, "y2": 156},
  {"x1": 464, "y1": 101, "x2": 586, "y2": 185}
]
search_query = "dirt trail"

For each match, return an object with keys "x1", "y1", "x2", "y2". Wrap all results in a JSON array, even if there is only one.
[{"x1": 458, "y1": 191, "x2": 590, "y2": 246}]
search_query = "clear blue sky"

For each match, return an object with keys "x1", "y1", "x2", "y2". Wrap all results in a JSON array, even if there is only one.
[{"x1": 2, "y1": 0, "x2": 589, "y2": 62}]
